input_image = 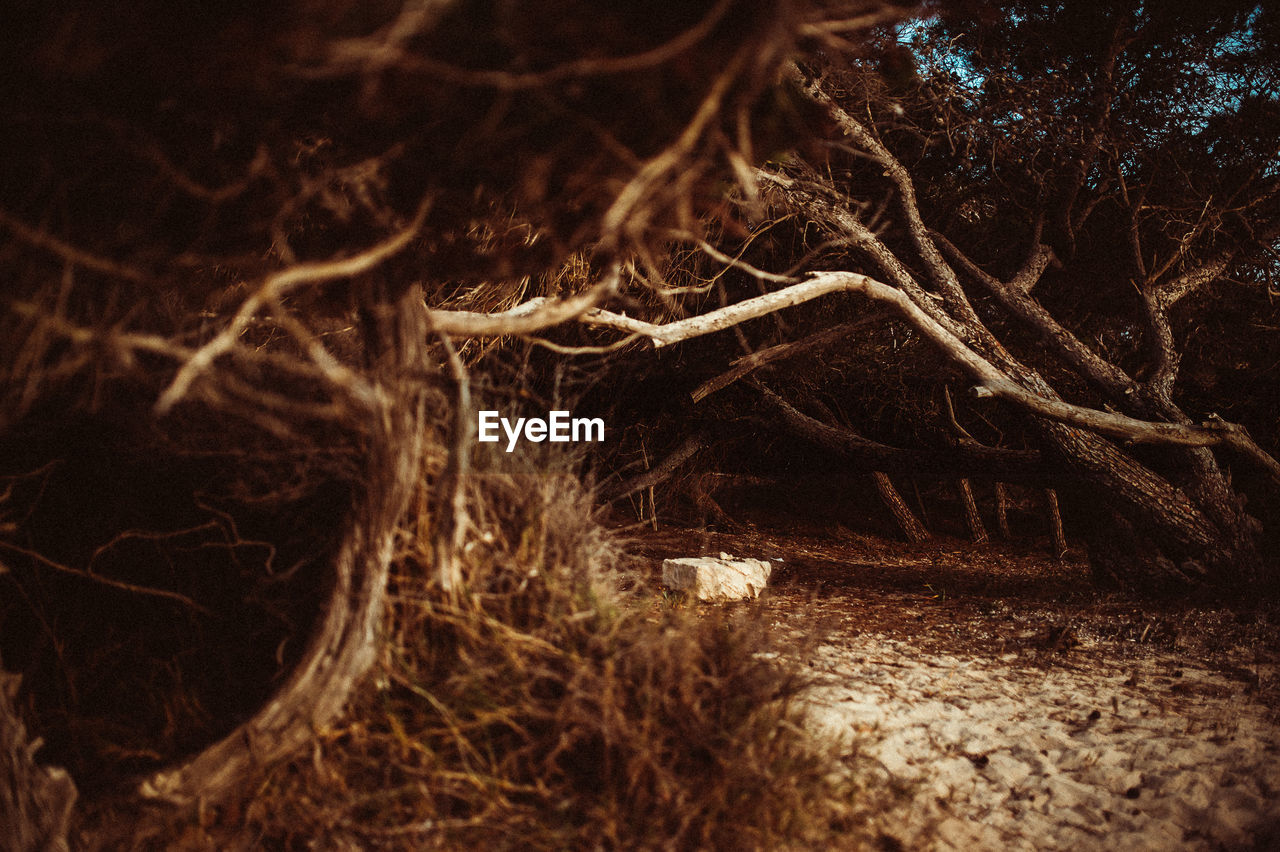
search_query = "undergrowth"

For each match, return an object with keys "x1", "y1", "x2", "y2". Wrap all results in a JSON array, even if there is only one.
[{"x1": 197, "y1": 471, "x2": 863, "y2": 850}]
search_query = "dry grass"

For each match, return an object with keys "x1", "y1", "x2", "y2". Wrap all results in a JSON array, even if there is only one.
[
  {"x1": 0, "y1": 5, "x2": 921, "y2": 846},
  {"x1": 183, "y1": 469, "x2": 857, "y2": 851}
]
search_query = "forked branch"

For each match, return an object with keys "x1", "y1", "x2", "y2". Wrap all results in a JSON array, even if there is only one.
[{"x1": 584, "y1": 269, "x2": 1280, "y2": 483}]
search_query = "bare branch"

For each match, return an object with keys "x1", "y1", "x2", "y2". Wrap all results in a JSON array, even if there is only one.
[
  {"x1": 806, "y1": 271, "x2": 1280, "y2": 482},
  {"x1": 755, "y1": 166, "x2": 969, "y2": 341},
  {"x1": 604, "y1": 435, "x2": 705, "y2": 502},
  {"x1": 0, "y1": 207, "x2": 149, "y2": 283},
  {"x1": 599, "y1": 46, "x2": 749, "y2": 246},
  {"x1": 1148, "y1": 251, "x2": 1235, "y2": 313},
  {"x1": 7, "y1": 299, "x2": 371, "y2": 431},
  {"x1": 426, "y1": 265, "x2": 620, "y2": 337},
  {"x1": 583, "y1": 265, "x2": 1280, "y2": 482},
  {"x1": 787, "y1": 63, "x2": 979, "y2": 324},
  {"x1": 0, "y1": 540, "x2": 213, "y2": 615},
  {"x1": 433, "y1": 330, "x2": 471, "y2": 598},
  {"x1": 932, "y1": 232, "x2": 1141, "y2": 403},
  {"x1": 689, "y1": 238, "x2": 800, "y2": 284},
  {"x1": 1139, "y1": 219, "x2": 1280, "y2": 401},
  {"x1": 754, "y1": 382, "x2": 1044, "y2": 484},
  {"x1": 691, "y1": 312, "x2": 888, "y2": 402},
  {"x1": 1054, "y1": 18, "x2": 1129, "y2": 252},
  {"x1": 155, "y1": 196, "x2": 433, "y2": 414},
  {"x1": 584, "y1": 272, "x2": 872, "y2": 347},
  {"x1": 797, "y1": 9, "x2": 914, "y2": 38},
  {"x1": 314, "y1": 0, "x2": 735, "y2": 90}
]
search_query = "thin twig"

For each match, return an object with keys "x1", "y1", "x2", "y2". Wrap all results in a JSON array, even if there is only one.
[
  {"x1": 0, "y1": 540, "x2": 213, "y2": 615},
  {"x1": 155, "y1": 195, "x2": 433, "y2": 414},
  {"x1": 313, "y1": 0, "x2": 735, "y2": 90}
]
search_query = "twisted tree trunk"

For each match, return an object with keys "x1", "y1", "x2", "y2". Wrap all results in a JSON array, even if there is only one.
[{"x1": 138, "y1": 294, "x2": 429, "y2": 808}]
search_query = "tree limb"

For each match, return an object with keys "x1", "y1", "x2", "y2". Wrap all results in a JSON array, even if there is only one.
[
  {"x1": 931, "y1": 231, "x2": 1142, "y2": 404},
  {"x1": 604, "y1": 434, "x2": 705, "y2": 502},
  {"x1": 585, "y1": 272, "x2": 870, "y2": 347},
  {"x1": 426, "y1": 266, "x2": 620, "y2": 336},
  {"x1": 755, "y1": 166, "x2": 970, "y2": 341},
  {"x1": 691, "y1": 312, "x2": 888, "y2": 402},
  {"x1": 755, "y1": 382, "x2": 1045, "y2": 484},
  {"x1": 584, "y1": 266, "x2": 1280, "y2": 483},
  {"x1": 787, "y1": 62, "x2": 981, "y2": 325},
  {"x1": 156, "y1": 195, "x2": 434, "y2": 415}
]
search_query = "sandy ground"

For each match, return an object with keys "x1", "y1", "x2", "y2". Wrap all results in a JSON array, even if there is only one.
[{"x1": 633, "y1": 525, "x2": 1280, "y2": 850}]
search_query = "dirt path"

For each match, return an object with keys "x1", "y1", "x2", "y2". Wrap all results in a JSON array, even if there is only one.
[{"x1": 630, "y1": 526, "x2": 1280, "y2": 850}]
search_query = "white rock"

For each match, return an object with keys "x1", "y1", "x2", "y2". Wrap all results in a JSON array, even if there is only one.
[{"x1": 661, "y1": 555, "x2": 771, "y2": 601}]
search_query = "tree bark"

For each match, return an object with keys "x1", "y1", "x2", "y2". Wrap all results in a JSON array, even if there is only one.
[
  {"x1": 957, "y1": 479, "x2": 988, "y2": 544},
  {"x1": 605, "y1": 435, "x2": 705, "y2": 502},
  {"x1": 138, "y1": 293, "x2": 429, "y2": 808},
  {"x1": 994, "y1": 482, "x2": 1012, "y2": 540},
  {"x1": 1045, "y1": 489, "x2": 1067, "y2": 560},
  {"x1": 935, "y1": 229, "x2": 1267, "y2": 582},
  {"x1": 751, "y1": 70, "x2": 1277, "y2": 589},
  {"x1": 755, "y1": 384, "x2": 1047, "y2": 485},
  {"x1": 754, "y1": 161, "x2": 1270, "y2": 588},
  {"x1": 872, "y1": 471, "x2": 930, "y2": 543}
]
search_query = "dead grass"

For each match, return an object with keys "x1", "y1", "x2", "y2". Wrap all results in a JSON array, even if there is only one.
[{"x1": 195, "y1": 470, "x2": 865, "y2": 850}]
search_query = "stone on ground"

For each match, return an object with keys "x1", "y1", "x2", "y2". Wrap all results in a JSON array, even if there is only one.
[{"x1": 662, "y1": 553, "x2": 771, "y2": 601}]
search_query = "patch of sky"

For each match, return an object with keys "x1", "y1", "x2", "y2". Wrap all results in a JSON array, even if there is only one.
[{"x1": 897, "y1": 4, "x2": 1275, "y2": 177}]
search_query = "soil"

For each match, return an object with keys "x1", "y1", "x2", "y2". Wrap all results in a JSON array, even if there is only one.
[{"x1": 625, "y1": 521, "x2": 1280, "y2": 850}]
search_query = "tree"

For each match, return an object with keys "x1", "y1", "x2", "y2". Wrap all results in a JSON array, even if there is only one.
[
  {"x1": 574, "y1": 2, "x2": 1280, "y2": 589},
  {"x1": 0, "y1": 0, "x2": 836, "y2": 819},
  {"x1": 3, "y1": 1, "x2": 1278, "y2": 837}
]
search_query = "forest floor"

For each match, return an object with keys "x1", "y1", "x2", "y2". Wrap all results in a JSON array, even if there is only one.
[{"x1": 628, "y1": 524, "x2": 1280, "y2": 851}]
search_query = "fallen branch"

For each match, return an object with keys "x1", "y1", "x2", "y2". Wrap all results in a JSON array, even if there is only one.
[
  {"x1": 814, "y1": 270, "x2": 1280, "y2": 483},
  {"x1": 0, "y1": 207, "x2": 149, "y2": 283},
  {"x1": 605, "y1": 435, "x2": 705, "y2": 502},
  {"x1": 585, "y1": 272, "x2": 867, "y2": 347},
  {"x1": 585, "y1": 268, "x2": 1280, "y2": 483},
  {"x1": 754, "y1": 383, "x2": 1044, "y2": 484},
  {"x1": 691, "y1": 312, "x2": 888, "y2": 402},
  {"x1": 426, "y1": 265, "x2": 620, "y2": 337}
]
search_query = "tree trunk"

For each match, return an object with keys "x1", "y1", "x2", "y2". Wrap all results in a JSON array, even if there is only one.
[
  {"x1": 759, "y1": 132, "x2": 1271, "y2": 591},
  {"x1": 138, "y1": 292, "x2": 429, "y2": 808},
  {"x1": 1034, "y1": 421, "x2": 1247, "y2": 585},
  {"x1": 994, "y1": 482, "x2": 1012, "y2": 539},
  {"x1": 1044, "y1": 488, "x2": 1067, "y2": 560},
  {"x1": 957, "y1": 479, "x2": 988, "y2": 544},
  {"x1": 872, "y1": 471, "x2": 931, "y2": 543}
]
